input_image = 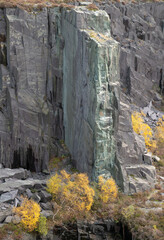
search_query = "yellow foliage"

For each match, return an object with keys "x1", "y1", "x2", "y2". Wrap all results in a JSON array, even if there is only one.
[
  {"x1": 46, "y1": 173, "x2": 63, "y2": 197},
  {"x1": 13, "y1": 197, "x2": 41, "y2": 232},
  {"x1": 131, "y1": 111, "x2": 156, "y2": 149},
  {"x1": 47, "y1": 170, "x2": 95, "y2": 212},
  {"x1": 131, "y1": 111, "x2": 164, "y2": 154},
  {"x1": 98, "y1": 176, "x2": 118, "y2": 203}
]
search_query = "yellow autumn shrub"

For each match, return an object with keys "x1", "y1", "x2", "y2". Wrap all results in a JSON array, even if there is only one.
[
  {"x1": 98, "y1": 176, "x2": 118, "y2": 203},
  {"x1": 13, "y1": 197, "x2": 41, "y2": 232},
  {"x1": 131, "y1": 111, "x2": 156, "y2": 149},
  {"x1": 47, "y1": 170, "x2": 95, "y2": 212}
]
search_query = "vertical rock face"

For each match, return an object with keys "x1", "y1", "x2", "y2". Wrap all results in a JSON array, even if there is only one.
[
  {"x1": 0, "y1": 4, "x2": 159, "y2": 193},
  {"x1": 97, "y1": 2, "x2": 164, "y2": 192},
  {"x1": 0, "y1": 8, "x2": 63, "y2": 171},
  {"x1": 61, "y1": 8, "x2": 119, "y2": 178},
  {"x1": 100, "y1": 2, "x2": 164, "y2": 107},
  {"x1": 0, "y1": 7, "x2": 119, "y2": 180}
]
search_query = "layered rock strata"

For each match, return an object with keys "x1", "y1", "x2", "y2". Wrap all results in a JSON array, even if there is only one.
[
  {"x1": 0, "y1": 7, "x2": 120, "y2": 179},
  {"x1": 61, "y1": 8, "x2": 120, "y2": 179},
  {"x1": 0, "y1": 4, "x2": 159, "y2": 192},
  {"x1": 97, "y1": 2, "x2": 164, "y2": 192}
]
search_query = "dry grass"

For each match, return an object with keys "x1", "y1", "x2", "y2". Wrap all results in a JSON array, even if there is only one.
[
  {"x1": 87, "y1": 3, "x2": 99, "y2": 11},
  {"x1": 0, "y1": 0, "x2": 76, "y2": 10},
  {"x1": 0, "y1": 0, "x2": 164, "y2": 9}
]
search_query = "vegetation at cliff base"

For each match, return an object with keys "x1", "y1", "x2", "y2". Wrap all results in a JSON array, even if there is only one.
[
  {"x1": 13, "y1": 197, "x2": 41, "y2": 232},
  {"x1": 98, "y1": 175, "x2": 118, "y2": 203},
  {"x1": 46, "y1": 170, "x2": 117, "y2": 224},
  {"x1": 1, "y1": 169, "x2": 162, "y2": 240},
  {"x1": 47, "y1": 170, "x2": 95, "y2": 212}
]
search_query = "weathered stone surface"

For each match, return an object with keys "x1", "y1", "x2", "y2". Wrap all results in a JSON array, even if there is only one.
[
  {"x1": 0, "y1": 178, "x2": 46, "y2": 194},
  {"x1": 41, "y1": 210, "x2": 53, "y2": 219},
  {"x1": 0, "y1": 163, "x2": 3, "y2": 169},
  {"x1": 129, "y1": 177, "x2": 155, "y2": 194},
  {"x1": 0, "y1": 189, "x2": 18, "y2": 203},
  {"x1": 144, "y1": 152, "x2": 153, "y2": 165},
  {"x1": 0, "y1": 7, "x2": 59, "y2": 172},
  {"x1": 0, "y1": 203, "x2": 12, "y2": 223},
  {"x1": 32, "y1": 192, "x2": 41, "y2": 203},
  {"x1": 0, "y1": 4, "x2": 161, "y2": 193},
  {"x1": 25, "y1": 189, "x2": 33, "y2": 199},
  {"x1": 40, "y1": 202, "x2": 53, "y2": 211},
  {"x1": 152, "y1": 155, "x2": 160, "y2": 162},
  {"x1": 126, "y1": 164, "x2": 156, "y2": 179},
  {"x1": 96, "y1": 1, "x2": 164, "y2": 192},
  {"x1": 4, "y1": 215, "x2": 12, "y2": 223},
  {"x1": 0, "y1": 168, "x2": 28, "y2": 181},
  {"x1": 0, "y1": 6, "x2": 121, "y2": 183},
  {"x1": 39, "y1": 190, "x2": 52, "y2": 203},
  {"x1": 99, "y1": 2, "x2": 164, "y2": 108},
  {"x1": 126, "y1": 164, "x2": 156, "y2": 193},
  {"x1": 62, "y1": 7, "x2": 119, "y2": 179}
]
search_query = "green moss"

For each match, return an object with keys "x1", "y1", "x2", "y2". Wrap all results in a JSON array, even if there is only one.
[{"x1": 37, "y1": 215, "x2": 48, "y2": 236}]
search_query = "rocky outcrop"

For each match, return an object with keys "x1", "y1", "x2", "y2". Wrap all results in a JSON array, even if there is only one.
[
  {"x1": 0, "y1": 3, "x2": 161, "y2": 192},
  {"x1": 98, "y1": 2, "x2": 164, "y2": 107},
  {"x1": 96, "y1": 1, "x2": 164, "y2": 192},
  {"x1": 0, "y1": 167, "x2": 52, "y2": 222},
  {"x1": 0, "y1": 8, "x2": 58, "y2": 172},
  {"x1": 61, "y1": 8, "x2": 119, "y2": 179},
  {"x1": 0, "y1": 6, "x2": 120, "y2": 180}
]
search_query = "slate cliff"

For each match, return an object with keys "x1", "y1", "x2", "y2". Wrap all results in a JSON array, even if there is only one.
[
  {"x1": 0, "y1": 3, "x2": 163, "y2": 193},
  {"x1": 98, "y1": 2, "x2": 164, "y2": 192}
]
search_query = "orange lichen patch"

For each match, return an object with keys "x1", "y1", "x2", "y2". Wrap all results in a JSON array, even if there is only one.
[{"x1": 87, "y1": 30, "x2": 111, "y2": 44}]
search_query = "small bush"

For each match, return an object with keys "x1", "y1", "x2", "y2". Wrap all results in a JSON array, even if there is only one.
[
  {"x1": 37, "y1": 215, "x2": 48, "y2": 236},
  {"x1": 47, "y1": 170, "x2": 95, "y2": 212},
  {"x1": 131, "y1": 111, "x2": 156, "y2": 149},
  {"x1": 13, "y1": 197, "x2": 41, "y2": 232},
  {"x1": 98, "y1": 176, "x2": 118, "y2": 203}
]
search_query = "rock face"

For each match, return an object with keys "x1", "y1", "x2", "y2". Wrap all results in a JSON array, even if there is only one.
[
  {"x1": 0, "y1": 8, "x2": 58, "y2": 172},
  {"x1": 97, "y1": 2, "x2": 164, "y2": 192},
  {"x1": 99, "y1": 2, "x2": 164, "y2": 107},
  {"x1": 0, "y1": 4, "x2": 161, "y2": 192},
  {"x1": 61, "y1": 8, "x2": 119, "y2": 179},
  {"x1": 0, "y1": 7, "x2": 120, "y2": 180}
]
